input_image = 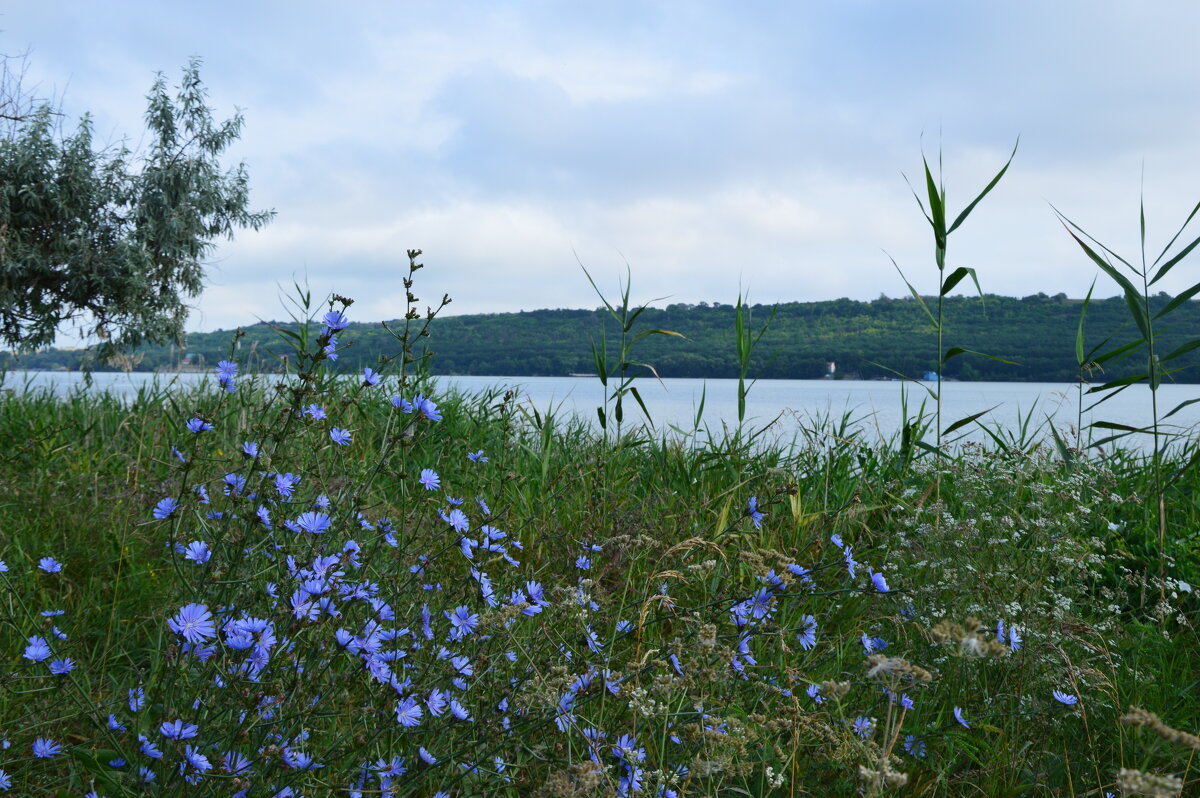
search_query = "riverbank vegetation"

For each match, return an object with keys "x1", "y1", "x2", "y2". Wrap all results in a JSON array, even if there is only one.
[{"x1": 1, "y1": 274, "x2": 1197, "y2": 795}]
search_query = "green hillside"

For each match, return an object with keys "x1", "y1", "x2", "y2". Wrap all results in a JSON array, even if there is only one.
[{"x1": 5, "y1": 292, "x2": 1200, "y2": 383}]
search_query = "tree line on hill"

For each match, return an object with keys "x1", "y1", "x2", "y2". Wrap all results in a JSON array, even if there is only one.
[{"x1": 4, "y1": 292, "x2": 1200, "y2": 384}]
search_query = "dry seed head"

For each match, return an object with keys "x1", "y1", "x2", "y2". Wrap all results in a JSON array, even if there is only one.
[
  {"x1": 1120, "y1": 707, "x2": 1200, "y2": 751},
  {"x1": 1117, "y1": 768, "x2": 1184, "y2": 797},
  {"x1": 858, "y1": 761, "x2": 909, "y2": 796},
  {"x1": 820, "y1": 680, "x2": 852, "y2": 699},
  {"x1": 865, "y1": 655, "x2": 932, "y2": 683}
]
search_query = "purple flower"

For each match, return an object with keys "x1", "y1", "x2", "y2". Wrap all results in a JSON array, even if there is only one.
[
  {"x1": 419, "y1": 469, "x2": 440, "y2": 490},
  {"x1": 183, "y1": 744, "x2": 211, "y2": 778},
  {"x1": 748, "y1": 496, "x2": 763, "y2": 529},
  {"x1": 129, "y1": 687, "x2": 145, "y2": 711},
  {"x1": 24, "y1": 635, "x2": 51, "y2": 662},
  {"x1": 140, "y1": 735, "x2": 163, "y2": 759},
  {"x1": 391, "y1": 395, "x2": 414, "y2": 412},
  {"x1": 903, "y1": 735, "x2": 926, "y2": 758},
  {"x1": 33, "y1": 737, "x2": 61, "y2": 758},
  {"x1": 870, "y1": 570, "x2": 890, "y2": 592},
  {"x1": 837, "y1": 546, "x2": 855, "y2": 580},
  {"x1": 1052, "y1": 690, "x2": 1078, "y2": 705},
  {"x1": 183, "y1": 541, "x2": 211, "y2": 564},
  {"x1": 468, "y1": 450, "x2": 488, "y2": 462},
  {"x1": 303, "y1": 403, "x2": 327, "y2": 420},
  {"x1": 445, "y1": 605, "x2": 479, "y2": 640},
  {"x1": 216, "y1": 360, "x2": 238, "y2": 393},
  {"x1": 186, "y1": 417, "x2": 213, "y2": 434},
  {"x1": 48, "y1": 657, "x2": 75, "y2": 674},
  {"x1": 282, "y1": 749, "x2": 321, "y2": 769},
  {"x1": 168, "y1": 604, "x2": 216, "y2": 645},
  {"x1": 862, "y1": 634, "x2": 887, "y2": 654},
  {"x1": 446, "y1": 509, "x2": 469, "y2": 533},
  {"x1": 427, "y1": 688, "x2": 448, "y2": 716},
  {"x1": 242, "y1": 441, "x2": 259, "y2": 458},
  {"x1": 38, "y1": 557, "x2": 63, "y2": 573},
  {"x1": 852, "y1": 717, "x2": 873, "y2": 738},
  {"x1": 324, "y1": 333, "x2": 340, "y2": 361},
  {"x1": 295, "y1": 511, "x2": 331, "y2": 534},
  {"x1": 222, "y1": 751, "x2": 253, "y2": 775},
  {"x1": 414, "y1": 393, "x2": 441, "y2": 421},
  {"x1": 362, "y1": 368, "x2": 381, "y2": 387},
  {"x1": 152, "y1": 494, "x2": 177, "y2": 520},
  {"x1": 395, "y1": 696, "x2": 423, "y2": 727},
  {"x1": 223, "y1": 472, "x2": 247, "y2": 496},
  {"x1": 449, "y1": 698, "x2": 472, "y2": 721},
  {"x1": 953, "y1": 706, "x2": 970, "y2": 728},
  {"x1": 274, "y1": 472, "x2": 300, "y2": 498},
  {"x1": 330, "y1": 427, "x2": 352, "y2": 446},
  {"x1": 323, "y1": 310, "x2": 350, "y2": 331},
  {"x1": 796, "y1": 615, "x2": 817, "y2": 651},
  {"x1": 161, "y1": 719, "x2": 200, "y2": 740}
]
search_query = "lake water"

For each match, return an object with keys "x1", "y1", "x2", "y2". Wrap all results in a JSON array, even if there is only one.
[{"x1": 4, "y1": 370, "x2": 1198, "y2": 452}]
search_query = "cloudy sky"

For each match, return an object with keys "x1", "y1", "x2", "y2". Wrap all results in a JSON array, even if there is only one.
[{"x1": 6, "y1": 1, "x2": 1200, "y2": 337}]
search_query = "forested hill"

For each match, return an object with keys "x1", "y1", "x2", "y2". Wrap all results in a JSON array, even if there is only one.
[{"x1": 7, "y1": 293, "x2": 1200, "y2": 383}]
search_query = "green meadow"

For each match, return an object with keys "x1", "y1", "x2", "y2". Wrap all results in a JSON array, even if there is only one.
[{"x1": 1, "y1": 277, "x2": 1199, "y2": 796}]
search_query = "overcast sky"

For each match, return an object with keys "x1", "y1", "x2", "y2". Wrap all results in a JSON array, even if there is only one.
[{"x1": 6, "y1": 1, "x2": 1200, "y2": 337}]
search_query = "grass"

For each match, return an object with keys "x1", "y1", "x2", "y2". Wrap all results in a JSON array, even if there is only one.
[{"x1": 0, "y1": 363, "x2": 1197, "y2": 796}]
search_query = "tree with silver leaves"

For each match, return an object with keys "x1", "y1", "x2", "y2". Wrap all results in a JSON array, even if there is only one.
[{"x1": 0, "y1": 56, "x2": 273, "y2": 356}]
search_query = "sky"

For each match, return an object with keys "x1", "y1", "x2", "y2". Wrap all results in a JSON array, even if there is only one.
[{"x1": 6, "y1": 1, "x2": 1200, "y2": 339}]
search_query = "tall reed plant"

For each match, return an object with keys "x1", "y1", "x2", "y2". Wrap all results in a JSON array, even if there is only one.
[
  {"x1": 1056, "y1": 191, "x2": 1200, "y2": 598},
  {"x1": 891, "y1": 140, "x2": 1018, "y2": 467}
]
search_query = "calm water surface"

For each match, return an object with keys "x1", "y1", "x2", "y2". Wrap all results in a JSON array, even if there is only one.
[{"x1": 5, "y1": 370, "x2": 1198, "y2": 451}]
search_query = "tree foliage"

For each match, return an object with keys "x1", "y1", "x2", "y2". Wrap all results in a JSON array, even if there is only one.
[
  {"x1": 9, "y1": 292, "x2": 1200, "y2": 384},
  {"x1": 0, "y1": 56, "x2": 273, "y2": 353}
]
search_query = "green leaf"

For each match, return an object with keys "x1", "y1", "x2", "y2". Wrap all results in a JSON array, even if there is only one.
[
  {"x1": 944, "y1": 406, "x2": 996, "y2": 435},
  {"x1": 1164, "y1": 397, "x2": 1200, "y2": 420},
  {"x1": 940, "y1": 265, "x2": 980, "y2": 297},
  {"x1": 1092, "y1": 338, "x2": 1144, "y2": 366},
  {"x1": 1154, "y1": 280, "x2": 1200, "y2": 318},
  {"x1": 629, "y1": 385, "x2": 653, "y2": 426},
  {"x1": 1160, "y1": 337, "x2": 1200, "y2": 363},
  {"x1": 1142, "y1": 199, "x2": 1200, "y2": 271},
  {"x1": 1076, "y1": 279, "x2": 1096, "y2": 366},
  {"x1": 943, "y1": 347, "x2": 1018, "y2": 365},
  {"x1": 887, "y1": 254, "x2": 939, "y2": 329},
  {"x1": 923, "y1": 155, "x2": 947, "y2": 248},
  {"x1": 590, "y1": 337, "x2": 607, "y2": 386},
  {"x1": 1057, "y1": 215, "x2": 1151, "y2": 341},
  {"x1": 947, "y1": 137, "x2": 1019, "y2": 235},
  {"x1": 1086, "y1": 373, "x2": 1150, "y2": 393},
  {"x1": 631, "y1": 328, "x2": 684, "y2": 343},
  {"x1": 1150, "y1": 230, "x2": 1200, "y2": 286},
  {"x1": 913, "y1": 438, "x2": 949, "y2": 459},
  {"x1": 1049, "y1": 424, "x2": 1076, "y2": 469},
  {"x1": 1092, "y1": 420, "x2": 1151, "y2": 433}
]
